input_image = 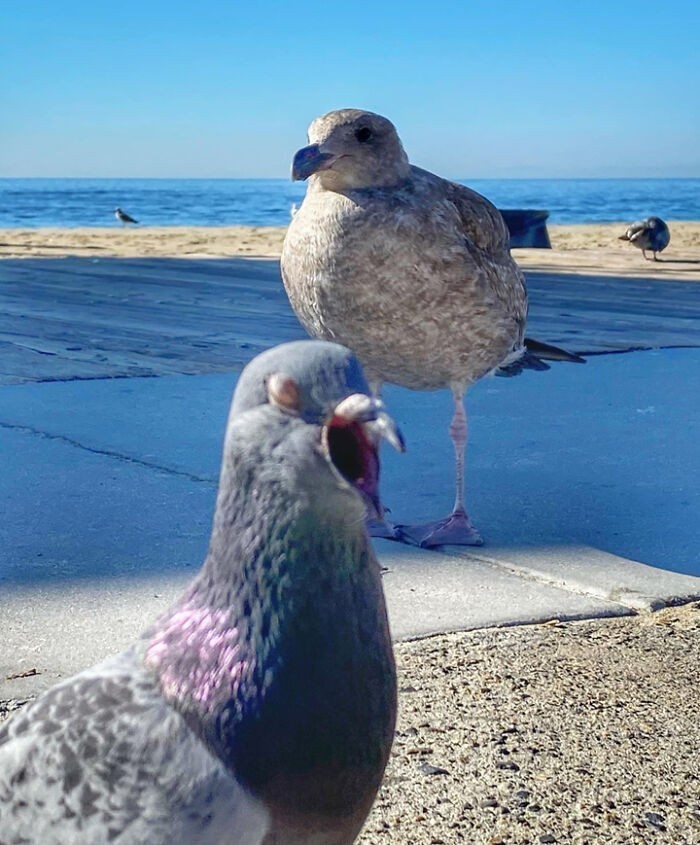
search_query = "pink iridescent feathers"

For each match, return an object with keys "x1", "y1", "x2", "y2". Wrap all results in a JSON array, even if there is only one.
[{"x1": 146, "y1": 603, "x2": 253, "y2": 711}]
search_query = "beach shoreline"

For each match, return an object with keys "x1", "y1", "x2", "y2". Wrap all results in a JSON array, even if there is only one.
[{"x1": 2, "y1": 222, "x2": 700, "y2": 280}]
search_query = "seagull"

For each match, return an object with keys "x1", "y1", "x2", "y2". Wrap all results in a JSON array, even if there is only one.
[
  {"x1": 0, "y1": 340, "x2": 401, "y2": 845},
  {"x1": 281, "y1": 108, "x2": 585, "y2": 548},
  {"x1": 619, "y1": 216, "x2": 670, "y2": 260},
  {"x1": 115, "y1": 206, "x2": 138, "y2": 226}
]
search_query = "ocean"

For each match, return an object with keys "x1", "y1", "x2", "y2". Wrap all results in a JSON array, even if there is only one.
[{"x1": 1, "y1": 177, "x2": 698, "y2": 229}]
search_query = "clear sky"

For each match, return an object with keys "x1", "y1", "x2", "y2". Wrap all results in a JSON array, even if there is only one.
[{"x1": 2, "y1": 0, "x2": 699, "y2": 179}]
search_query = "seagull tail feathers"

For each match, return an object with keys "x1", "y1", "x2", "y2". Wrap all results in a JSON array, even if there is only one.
[{"x1": 495, "y1": 337, "x2": 585, "y2": 377}]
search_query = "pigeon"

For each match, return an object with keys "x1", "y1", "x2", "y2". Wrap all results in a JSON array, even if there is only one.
[
  {"x1": 281, "y1": 108, "x2": 584, "y2": 548},
  {"x1": 115, "y1": 207, "x2": 138, "y2": 225},
  {"x1": 619, "y1": 216, "x2": 670, "y2": 260},
  {"x1": 0, "y1": 340, "x2": 401, "y2": 845}
]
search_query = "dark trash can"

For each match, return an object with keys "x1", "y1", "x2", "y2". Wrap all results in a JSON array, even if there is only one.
[{"x1": 498, "y1": 209, "x2": 551, "y2": 249}]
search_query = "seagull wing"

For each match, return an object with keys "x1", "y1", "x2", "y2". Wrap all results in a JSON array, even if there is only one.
[
  {"x1": 621, "y1": 220, "x2": 647, "y2": 242},
  {"x1": 437, "y1": 172, "x2": 528, "y2": 336}
]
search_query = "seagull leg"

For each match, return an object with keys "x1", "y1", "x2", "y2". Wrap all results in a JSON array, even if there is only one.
[{"x1": 397, "y1": 390, "x2": 483, "y2": 548}]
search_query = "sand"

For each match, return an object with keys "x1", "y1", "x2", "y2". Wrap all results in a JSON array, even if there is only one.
[
  {"x1": 3, "y1": 603, "x2": 699, "y2": 844},
  {"x1": 359, "y1": 602, "x2": 700, "y2": 845},
  {"x1": 2, "y1": 222, "x2": 700, "y2": 281},
  {"x1": 0, "y1": 225, "x2": 288, "y2": 259}
]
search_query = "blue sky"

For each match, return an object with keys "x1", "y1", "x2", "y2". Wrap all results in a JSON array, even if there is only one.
[{"x1": 2, "y1": 1, "x2": 699, "y2": 178}]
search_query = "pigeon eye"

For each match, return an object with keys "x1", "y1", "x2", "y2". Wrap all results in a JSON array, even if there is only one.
[{"x1": 355, "y1": 127, "x2": 372, "y2": 143}]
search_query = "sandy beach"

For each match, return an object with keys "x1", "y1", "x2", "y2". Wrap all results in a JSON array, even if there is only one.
[{"x1": 2, "y1": 222, "x2": 700, "y2": 281}]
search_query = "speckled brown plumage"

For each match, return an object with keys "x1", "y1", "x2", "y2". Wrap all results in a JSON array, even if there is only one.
[
  {"x1": 281, "y1": 109, "x2": 581, "y2": 548},
  {"x1": 281, "y1": 109, "x2": 528, "y2": 393}
]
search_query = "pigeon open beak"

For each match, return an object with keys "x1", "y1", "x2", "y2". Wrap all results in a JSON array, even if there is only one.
[
  {"x1": 291, "y1": 144, "x2": 337, "y2": 181},
  {"x1": 323, "y1": 394, "x2": 404, "y2": 519}
]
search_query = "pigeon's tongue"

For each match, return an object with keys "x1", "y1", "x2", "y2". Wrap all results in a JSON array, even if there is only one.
[{"x1": 326, "y1": 418, "x2": 381, "y2": 515}]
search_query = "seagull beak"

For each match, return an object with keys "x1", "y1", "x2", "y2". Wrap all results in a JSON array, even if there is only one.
[
  {"x1": 324, "y1": 394, "x2": 404, "y2": 520},
  {"x1": 291, "y1": 144, "x2": 337, "y2": 181}
]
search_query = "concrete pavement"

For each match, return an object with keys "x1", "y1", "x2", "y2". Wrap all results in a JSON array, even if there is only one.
[
  {"x1": 2, "y1": 255, "x2": 700, "y2": 702},
  {"x1": 2, "y1": 348, "x2": 699, "y2": 700}
]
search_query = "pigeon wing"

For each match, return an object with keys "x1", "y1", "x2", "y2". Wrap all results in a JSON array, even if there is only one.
[{"x1": 0, "y1": 648, "x2": 268, "y2": 845}]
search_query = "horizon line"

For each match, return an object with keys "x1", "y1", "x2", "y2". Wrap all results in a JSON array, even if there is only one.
[{"x1": 2, "y1": 174, "x2": 700, "y2": 182}]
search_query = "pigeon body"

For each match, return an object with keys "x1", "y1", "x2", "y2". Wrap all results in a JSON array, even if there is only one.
[
  {"x1": 115, "y1": 207, "x2": 138, "y2": 225},
  {"x1": 619, "y1": 216, "x2": 670, "y2": 260},
  {"x1": 0, "y1": 340, "x2": 398, "y2": 845},
  {"x1": 281, "y1": 109, "x2": 583, "y2": 547}
]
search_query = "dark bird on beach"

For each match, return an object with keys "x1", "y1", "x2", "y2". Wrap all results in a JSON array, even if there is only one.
[
  {"x1": 115, "y1": 206, "x2": 138, "y2": 225},
  {"x1": 619, "y1": 216, "x2": 670, "y2": 260},
  {"x1": 0, "y1": 340, "x2": 400, "y2": 845},
  {"x1": 281, "y1": 108, "x2": 584, "y2": 548}
]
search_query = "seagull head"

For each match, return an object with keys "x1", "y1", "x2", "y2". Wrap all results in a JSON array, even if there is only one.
[{"x1": 291, "y1": 109, "x2": 410, "y2": 191}]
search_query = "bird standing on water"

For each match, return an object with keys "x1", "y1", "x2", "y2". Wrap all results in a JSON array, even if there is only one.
[
  {"x1": 115, "y1": 206, "x2": 138, "y2": 225},
  {"x1": 0, "y1": 340, "x2": 400, "y2": 845},
  {"x1": 619, "y1": 216, "x2": 670, "y2": 260},
  {"x1": 281, "y1": 108, "x2": 584, "y2": 548}
]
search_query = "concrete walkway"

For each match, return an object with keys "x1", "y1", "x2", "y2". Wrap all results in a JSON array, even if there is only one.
[{"x1": 1, "y1": 257, "x2": 699, "y2": 700}]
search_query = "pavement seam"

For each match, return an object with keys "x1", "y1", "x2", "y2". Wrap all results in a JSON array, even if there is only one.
[
  {"x1": 443, "y1": 548, "x2": 651, "y2": 612},
  {"x1": 0, "y1": 419, "x2": 217, "y2": 485}
]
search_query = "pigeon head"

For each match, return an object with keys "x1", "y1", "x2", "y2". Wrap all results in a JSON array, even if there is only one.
[
  {"x1": 223, "y1": 340, "x2": 403, "y2": 525},
  {"x1": 231, "y1": 339, "x2": 368, "y2": 423},
  {"x1": 291, "y1": 109, "x2": 410, "y2": 191}
]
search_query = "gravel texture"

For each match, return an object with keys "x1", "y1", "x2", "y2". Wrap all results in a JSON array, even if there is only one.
[
  {"x1": 2, "y1": 604, "x2": 699, "y2": 843},
  {"x1": 360, "y1": 603, "x2": 700, "y2": 845}
]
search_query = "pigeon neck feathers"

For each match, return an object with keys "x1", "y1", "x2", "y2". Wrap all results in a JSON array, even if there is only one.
[{"x1": 144, "y1": 404, "x2": 396, "y2": 817}]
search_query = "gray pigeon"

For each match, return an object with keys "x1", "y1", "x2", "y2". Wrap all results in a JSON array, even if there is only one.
[
  {"x1": 0, "y1": 340, "x2": 400, "y2": 845},
  {"x1": 619, "y1": 216, "x2": 670, "y2": 260},
  {"x1": 281, "y1": 108, "x2": 584, "y2": 548}
]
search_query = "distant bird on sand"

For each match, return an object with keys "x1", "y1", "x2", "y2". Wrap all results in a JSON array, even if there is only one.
[
  {"x1": 619, "y1": 216, "x2": 670, "y2": 260},
  {"x1": 282, "y1": 108, "x2": 585, "y2": 548},
  {"x1": 0, "y1": 340, "x2": 399, "y2": 845},
  {"x1": 115, "y1": 206, "x2": 138, "y2": 225}
]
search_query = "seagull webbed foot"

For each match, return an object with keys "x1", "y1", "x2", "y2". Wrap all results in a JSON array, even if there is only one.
[{"x1": 396, "y1": 507, "x2": 483, "y2": 548}]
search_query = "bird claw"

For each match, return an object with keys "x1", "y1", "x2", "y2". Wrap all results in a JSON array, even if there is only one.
[{"x1": 366, "y1": 516, "x2": 404, "y2": 542}]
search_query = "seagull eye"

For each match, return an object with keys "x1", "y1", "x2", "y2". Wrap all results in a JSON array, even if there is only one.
[{"x1": 355, "y1": 127, "x2": 372, "y2": 143}]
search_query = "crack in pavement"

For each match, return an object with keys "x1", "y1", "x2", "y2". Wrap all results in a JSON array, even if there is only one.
[
  {"x1": 449, "y1": 548, "x2": 641, "y2": 611},
  {"x1": 0, "y1": 419, "x2": 217, "y2": 485}
]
